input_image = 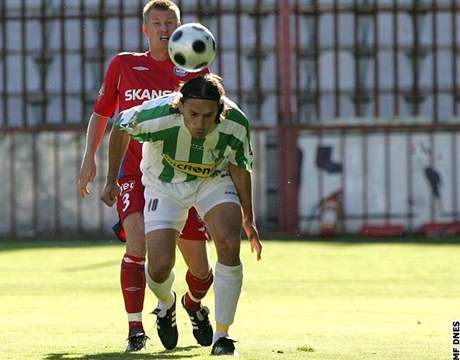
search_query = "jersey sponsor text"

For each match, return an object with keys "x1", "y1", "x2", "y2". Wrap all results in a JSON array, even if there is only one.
[
  {"x1": 163, "y1": 154, "x2": 215, "y2": 178},
  {"x1": 125, "y1": 89, "x2": 173, "y2": 102}
]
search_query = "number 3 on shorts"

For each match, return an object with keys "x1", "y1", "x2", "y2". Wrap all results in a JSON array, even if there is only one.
[{"x1": 121, "y1": 193, "x2": 130, "y2": 212}]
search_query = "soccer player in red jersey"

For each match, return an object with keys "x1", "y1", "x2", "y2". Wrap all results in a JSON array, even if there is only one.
[{"x1": 78, "y1": 0, "x2": 213, "y2": 352}]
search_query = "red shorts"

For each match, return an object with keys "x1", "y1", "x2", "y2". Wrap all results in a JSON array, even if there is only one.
[
  {"x1": 116, "y1": 177, "x2": 208, "y2": 241},
  {"x1": 116, "y1": 177, "x2": 144, "y2": 222}
]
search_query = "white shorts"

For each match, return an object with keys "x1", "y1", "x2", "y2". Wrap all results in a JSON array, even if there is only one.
[{"x1": 143, "y1": 174, "x2": 241, "y2": 234}]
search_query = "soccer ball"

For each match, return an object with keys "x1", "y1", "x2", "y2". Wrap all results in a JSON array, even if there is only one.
[{"x1": 168, "y1": 23, "x2": 216, "y2": 72}]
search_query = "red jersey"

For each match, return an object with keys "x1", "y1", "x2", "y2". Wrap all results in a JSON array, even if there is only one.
[{"x1": 94, "y1": 51, "x2": 207, "y2": 178}]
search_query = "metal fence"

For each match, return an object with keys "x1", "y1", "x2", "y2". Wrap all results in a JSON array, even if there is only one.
[
  {"x1": 1, "y1": 0, "x2": 284, "y2": 128},
  {"x1": 1, "y1": 0, "x2": 460, "y2": 237},
  {"x1": 293, "y1": 1, "x2": 460, "y2": 123}
]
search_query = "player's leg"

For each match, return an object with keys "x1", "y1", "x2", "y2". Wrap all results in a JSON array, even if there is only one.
[
  {"x1": 177, "y1": 215, "x2": 213, "y2": 346},
  {"x1": 205, "y1": 203, "x2": 242, "y2": 354},
  {"x1": 116, "y1": 178, "x2": 148, "y2": 352},
  {"x1": 195, "y1": 178, "x2": 243, "y2": 355},
  {"x1": 178, "y1": 207, "x2": 212, "y2": 305},
  {"x1": 144, "y1": 228, "x2": 179, "y2": 350},
  {"x1": 145, "y1": 228, "x2": 177, "y2": 305},
  {"x1": 143, "y1": 185, "x2": 188, "y2": 350}
]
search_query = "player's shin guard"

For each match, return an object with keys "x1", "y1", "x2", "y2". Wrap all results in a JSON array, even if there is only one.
[
  {"x1": 214, "y1": 262, "x2": 243, "y2": 326},
  {"x1": 121, "y1": 254, "x2": 146, "y2": 330},
  {"x1": 184, "y1": 269, "x2": 213, "y2": 311},
  {"x1": 145, "y1": 267, "x2": 176, "y2": 310}
]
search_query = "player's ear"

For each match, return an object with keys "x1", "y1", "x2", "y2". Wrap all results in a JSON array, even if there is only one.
[
  {"x1": 178, "y1": 100, "x2": 185, "y2": 114},
  {"x1": 142, "y1": 23, "x2": 148, "y2": 36}
]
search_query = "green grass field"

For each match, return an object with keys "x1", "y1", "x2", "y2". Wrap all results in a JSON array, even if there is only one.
[{"x1": 1, "y1": 237, "x2": 459, "y2": 359}]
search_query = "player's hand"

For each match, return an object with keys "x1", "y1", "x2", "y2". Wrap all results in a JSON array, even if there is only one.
[
  {"x1": 100, "y1": 179, "x2": 120, "y2": 207},
  {"x1": 79, "y1": 154, "x2": 96, "y2": 198},
  {"x1": 243, "y1": 219, "x2": 262, "y2": 261}
]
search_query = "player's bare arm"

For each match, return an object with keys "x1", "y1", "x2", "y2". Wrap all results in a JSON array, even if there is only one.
[
  {"x1": 228, "y1": 163, "x2": 262, "y2": 260},
  {"x1": 79, "y1": 112, "x2": 110, "y2": 198},
  {"x1": 100, "y1": 125, "x2": 131, "y2": 207}
]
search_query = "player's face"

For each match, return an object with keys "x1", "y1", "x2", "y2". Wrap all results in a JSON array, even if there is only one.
[
  {"x1": 180, "y1": 99, "x2": 220, "y2": 139},
  {"x1": 143, "y1": 8, "x2": 180, "y2": 52}
]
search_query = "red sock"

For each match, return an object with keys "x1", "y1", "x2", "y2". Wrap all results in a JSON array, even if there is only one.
[
  {"x1": 184, "y1": 269, "x2": 213, "y2": 311},
  {"x1": 120, "y1": 254, "x2": 146, "y2": 329}
]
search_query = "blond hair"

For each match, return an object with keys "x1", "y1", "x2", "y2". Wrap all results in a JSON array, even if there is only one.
[{"x1": 143, "y1": 0, "x2": 181, "y2": 24}]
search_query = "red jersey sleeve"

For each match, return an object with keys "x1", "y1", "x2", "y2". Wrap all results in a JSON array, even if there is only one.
[
  {"x1": 94, "y1": 55, "x2": 121, "y2": 117},
  {"x1": 194, "y1": 67, "x2": 210, "y2": 77},
  {"x1": 182, "y1": 67, "x2": 209, "y2": 83}
]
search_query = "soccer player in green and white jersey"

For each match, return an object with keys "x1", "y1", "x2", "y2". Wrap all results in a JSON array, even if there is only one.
[{"x1": 114, "y1": 73, "x2": 262, "y2": 356}]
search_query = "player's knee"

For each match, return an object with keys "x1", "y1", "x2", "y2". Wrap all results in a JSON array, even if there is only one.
[
  {"x1": 149, "y1": 268, "x2": 173, "y2": 283},
  {"x1": 215, "y1": 236, "x2": 240, "y2": 265},
  {"x1": 147, "y1": 257, "x2": 174, "y2": 282},
  {"x1": 125, "y1": 235, "x2": 146, "y2": 257},
  {"x1": 213, "y1": 223, "x2": 239, "y2": 243},
  {"x1": 148, "y1": 258, "x2": 174, "y2": 273},
  {"x1": 123, "y1": 213, "x2": 146, "y2": 256},
  {"x1": 125, "y1": 230, "x2": 145, "y2": 254}
]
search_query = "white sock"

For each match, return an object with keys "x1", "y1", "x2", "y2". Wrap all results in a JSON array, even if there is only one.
[
  {"x1": 213, "y1": 331, "x2": 228, "y2": 344},
  {"x1": 145, "y1": 267, "x2": 175, "y2": 316},
  {"x1": 127, "y1": 312, "x2": 142, "y2": 322},
  {"x1": 214, "y1": 262, "x2": 243, "y2": 326}
]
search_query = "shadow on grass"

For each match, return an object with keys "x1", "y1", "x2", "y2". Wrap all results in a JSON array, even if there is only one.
[
  {"x1": 1, "y1": 233, "x2": 459, "y2": 253},
  {"x1": 44, "y1": 345, "x2": 202, "y2": 360},
  {"x1": 0, "y1": 236, "x2": 121, "y2": 252},
  {"x1": 62, "y1": 260, "x2": 121, "y2": 272}
]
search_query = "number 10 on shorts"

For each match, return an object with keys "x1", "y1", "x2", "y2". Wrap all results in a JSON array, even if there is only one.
[{"x1": 147, "y1": 198, "x2": 158, "y2": 212}]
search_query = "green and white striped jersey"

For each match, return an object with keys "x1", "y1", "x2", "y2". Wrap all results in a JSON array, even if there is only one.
[{"x1": 115, "y1": 92, "x2": 253, "y2": 184}]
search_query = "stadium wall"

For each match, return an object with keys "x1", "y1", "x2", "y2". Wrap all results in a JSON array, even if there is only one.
[
  {"x1": 1, "y1": 1, "x2": 460, "y2": 237},
  {"x1": 297, "y1": 121, "x2": 460, "y2": 235},
  {"x1": 0, "y1": 130, "x2": 270, "y2": 238}
]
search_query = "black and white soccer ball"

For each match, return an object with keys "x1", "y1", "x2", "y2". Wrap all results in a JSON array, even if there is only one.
[{"x1": 168, "y1": 23, "x2": 216, "y2": 72}]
